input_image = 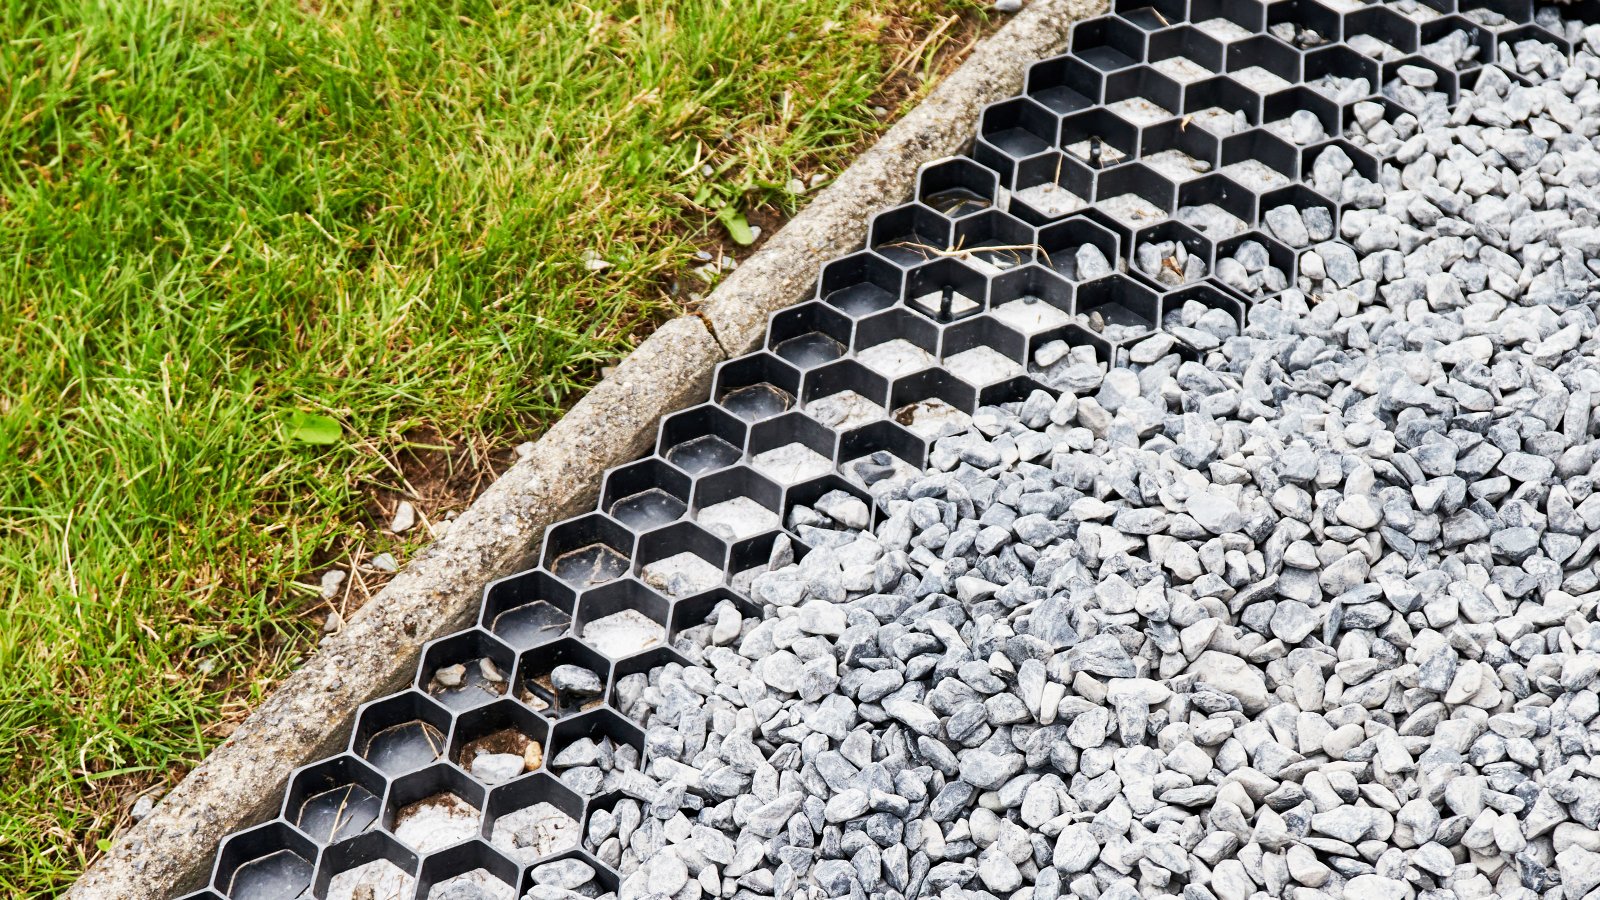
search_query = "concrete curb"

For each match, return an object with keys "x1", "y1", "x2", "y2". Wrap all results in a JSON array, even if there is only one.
[{"x1": 65, "y1": 2, "x2": 1100, "y2": 895}]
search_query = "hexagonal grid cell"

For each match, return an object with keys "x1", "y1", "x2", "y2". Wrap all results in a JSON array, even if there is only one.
[
  {"x1": 764, "y1": 304, "x2": 851, "y2": 376},
  {"x1": 783, "y1": 473, "x2": 879, "y2": 544},
  {"x1": 608, "y1": 644, "x2": 693, "y2": 715},
  {"x1": 202, "y1": 2, "x2": 1600, "y2": 888},
  {"x1": 836, "y1": 419, "x2": 929, "y2": 501},
  {"x1": 712, "y1": 353, "x2": 801, "y2": 423},
  {"x1": 975, "y1": 98, "x2": 1063, "y2": 179},
  {"x1": 1267, "y1": 0, "x2": 1344, "y2": 46},
  {"x1": 727, "y1": 529, "x2": 802, "y2": 595},
  {"x1": 283, "y1": 755, "x2": 387, "y2": 845},
  {"x1": 903, "y1": 258, "x2": 992, "y2": 322},
  {"x1": 212, "y1": 823, "x2": 319, "y2": 900},
  {"x1": 1074, "y1": 273, "x2": 1163, "y2": 341},
  {"x1": 634, "y1": 522, "x2": 729, "y2": 600},
  {"x1": 888, "y1": 369, "x2": 981, "y2": 440},
  {"x1": 1182, "y1": 75, "x2": 1263, "y2": 133},
  {"x1": 514, "y1": 636, "x2": 613, "y2": 717},
  {"x1": 1392, "y1": 0, "x2": 1453, "y2": 24},
  {"x1": 916, "y1": 156, "x2": 1002, "y2": 217},
  {"x1": 480, "y1": 569, "x2": 575, "y2": 650},
  {"x1": 1009, "y1": 151, "x2": 1096, "y2": 223},
  {"x1": 350, "y1": 690, "x2": 453, "y2": 776},
  {"x1": 1341, "y1": 94, "x2": 1421, "y2": 154},
  {"x1": 314, "y1": 831, "x2": 419, "y2": 900},
  {"x1": 939, "y1": 316, "x2": 1030, "y2": 389},
  {"x1": 720, "y1": 524, "x2": 787, "y2": 595},
  {"x1": 1225, "y1": 34, "x2": 1304, "y2": 93},
  {"x1": 665, "y1": 587, "x2": 760, "y2": 654},
  {"x1": 852, "y1": 308, "x2": 941, "y2": 378},
  {"x1": 1381, "y1": 54, "x2": 1460, "y2": 108},
  {"x1": 1026, "y1": 53, "x2": 1107, "y2": 113},
  {"x1": 1175, "y1": 173, "x2": 1260, "y2": 239},
  {"x1": 541, "y1": 513, "x2": 635, "y2": 590},
  {"x1": 574, "y1": 578, "x2": 672, "y2": 657},
  {"x1": 815, "y1": 251, "x2": 904, "y2": 317},
  {"x1": 1138, "y1": 116, "x2": 1221, "y2": 182},
  {"x1": 950, "y1": 210, "x2": 1039, "y2": 276},
  {"x1": 686, "y1": 466, "x2": 783, "y2": 543},
  {"x1": 1302, "y1": 137, "x2": 1382, "y2": 201},
  {"x1": 543, "y1": 708, "x2": 645, "y2": 796},
  {"x1": 1071, "y1": 15, "x2": 1151, "y2": 71},
  {"x1": 1117, "y1": 0, "x2": 1188, "y2": 30},
  {"x1": 417, "y1": 628, "x2": 516, "y2": 711},
  {"x1": 600, "y1": 457, "x2": 691, "y2": 532},
  {"x1": 1495, "y1": 21, "x2": 1572, "y2": 72},
  {"x1": 1419, "y1": 15, "x2": 1497, "y2": 68},
  {"x1": 1088, "y1": 162, "x2": 1178, "y2": 246},
  {"x1": 1060, "y1": 108, "x2": 1140, "y2": 168},
  {"x1": 1148, "y1": 26, "x2": 1227, "y2": 83},
  {"x1": 414, "y1": 841, "x2": 521, "y2": 900},
  {"x1": 868, "y1": 203, "x2": 953, "y2": 266},
  {"x1": 448, "y1": 698, "x2": 549, "y2": 785},
  {"x1": 1192, "y1": 0, "x2": 1268, "y2": 38},
  {"x1": 1215, "y1": 229, "x2": 1298, "y2": 297},
  {"x1": 1262, "y1": 85, "x2": 1341, "y2": 144},
  {"x1": 986, "y1": 264, "x2": 1078, "y2": 335},
  {"x1": 1028, "y1": 322, "x2": 1114, "y2": 393},
  {"x1": 1158, "y1": 281, "x2": 1248, "y2": 350},
  {"x1": 577, "y1": 791, "x2": 650, "y2": 870},
  {"x1": 1219, "y1": 128, "x2": 1300, "y2": 192},
  {"x1": 1345, "y1": 6, "x2": 1423, "y2": 61},
  {"x1": 657, "y1": 403, "x2": 748, "y2": 477},
  {"x1": 1257, "y1": 183, "x2": 1338, "y2": 250},
  {"x1": 799, "y1": 359, "x2": 891, "y2": 432},
  {"x1": 1459, "y1": 0, "x2": 1535, "y2": 29},
  {"x1": 1104, "y1": 66, "x2": 1184, "y2": 126},
  {"x1": 384, "y1": 764, "x2": 486, "y2": 855},
  {"x1": 1304, "y1": 44, "x2": 1382, "y2": 101},
  {"x1": 483, "y1": 772, "x2": 586, "y2": 865},
  {"x1": 746, "y1": 412, "x2": 838, "y2": 486},
  {"x1": 1131, "y1": 219, "x2": 1214, "y2": 289}
]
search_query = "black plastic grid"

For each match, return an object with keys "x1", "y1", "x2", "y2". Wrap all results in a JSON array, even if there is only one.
[{"x1": 183, "y1": 0, "x2": 1585, "y2": 896}]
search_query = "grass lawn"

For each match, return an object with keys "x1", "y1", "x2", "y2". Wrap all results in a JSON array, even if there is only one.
[{"x1": 0, "y1": 0, "x2": 988, "y2": 893}]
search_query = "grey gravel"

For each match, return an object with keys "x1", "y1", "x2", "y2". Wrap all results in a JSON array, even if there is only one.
[{"x1": 551, "y1": 664, "x2": 604, "y2": 697}]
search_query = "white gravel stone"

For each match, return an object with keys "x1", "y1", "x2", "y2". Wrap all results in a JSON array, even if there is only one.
[
  {"x1": 392, "y1": 793, "x2": 480, "y2": 853},
  {"x1": 325, "y1": 859, "x2": 415, "y2": 900},
  {"x1": 856, "y1": 339, "x2": 936, "y2": 378},
  {"x1": 581, "y1": 609, "x2": 664, "y2": 656},
  {"x1": 490, "y1": 801, "x2": 579, "y2": 864},
  {"x1": 639, "y1": 552, "x2": 722, "y2": 599},
  {"x1": 751, "y1": 442, "x2": 833, "y2": 484}
]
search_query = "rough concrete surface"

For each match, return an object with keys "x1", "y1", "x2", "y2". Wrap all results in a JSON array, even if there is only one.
[
  {"x1": 65, "y1": 2, "x2": 1103, "y2": 894},
  {"x1": 701, "y1": 0, "x2": 1103, "y2": 357}
]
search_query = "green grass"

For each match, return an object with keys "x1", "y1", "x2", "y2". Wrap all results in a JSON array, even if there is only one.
[{"x1": 0, "y1": 0, "x2": 984, "y2": 892}]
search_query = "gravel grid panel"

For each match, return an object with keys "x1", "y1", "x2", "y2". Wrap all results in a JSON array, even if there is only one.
[{"x1": 191, "y1": 1, "x2": 1600, "y2": 899}]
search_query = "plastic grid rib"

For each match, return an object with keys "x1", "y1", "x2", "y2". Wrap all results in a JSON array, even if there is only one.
[{"x1": 185, "y1": 0, "x2": 1579, "y2": 896}]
